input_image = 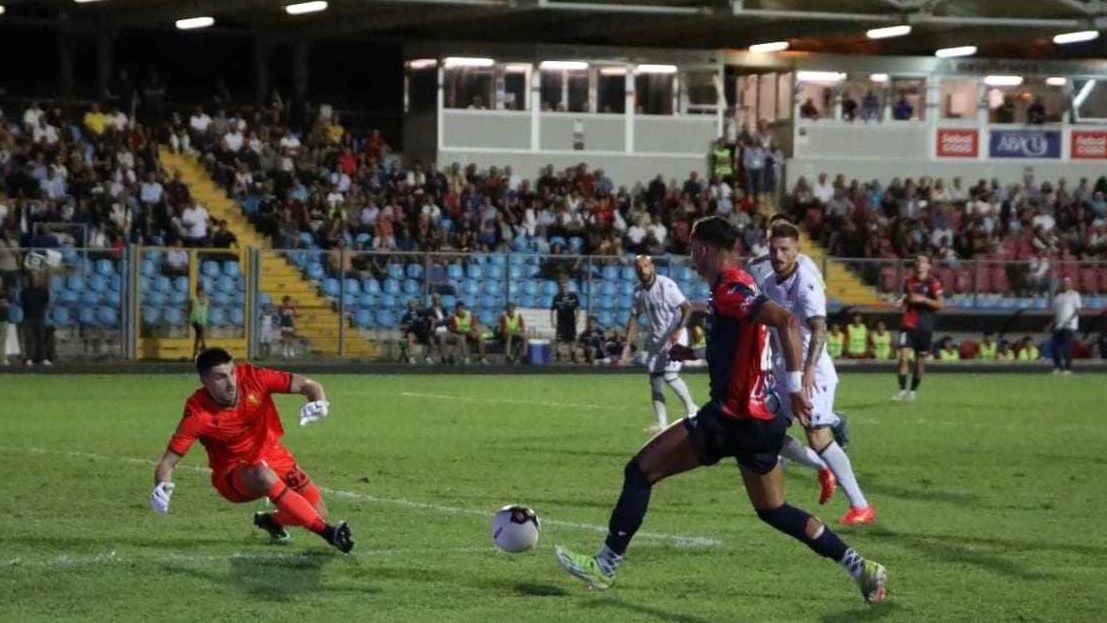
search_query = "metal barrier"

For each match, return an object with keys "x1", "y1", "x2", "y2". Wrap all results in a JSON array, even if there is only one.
[{"x1": 2, "y1": 245, "x2": 1103, "y2": 362}]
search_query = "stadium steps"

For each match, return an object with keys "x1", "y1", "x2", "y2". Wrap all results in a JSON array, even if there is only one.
[
  {"x1": 797, "y1": 231, "x2": 884, "y2": 307},
  {"x1": 140, "y1": 337, "x2": 246, "y2": 360},
  {"x1": 158, "y1": 149, "x2": 376, "y2": 357}
]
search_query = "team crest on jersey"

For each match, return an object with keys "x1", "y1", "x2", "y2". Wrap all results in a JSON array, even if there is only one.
[{"x1": 247, "y1": 393, "x2": 260, "y2": 406}]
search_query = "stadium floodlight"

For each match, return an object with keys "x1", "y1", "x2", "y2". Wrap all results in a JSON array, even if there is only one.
[
  {"x1": 870, "y1": 73, "x2": 889, "y2": 83},
  {"x1": 74, "y1": 0, "x2": 108, "y2": 3},
  {"x1": 934, "y1": 45, "x2": 976, "y2": 58},
  {"x1": 866, "y1": 25, "x2": 911, "y2": 40},
  {"x1": 1046, "y1": 76, "x2": 1067, "y2": 87},
  {"x1": 636, "y1": 64, "x2": 678, "y2": 74},
  {"x1": 504, "y1": 63, "x2": 531, "y2": 74},
  {"x1": 984, "y1": 75, "x2": 1023, "y2": 87},
  {"x1": 176, "y1": 16, "x2": 214, "y2": 30},
  {"x1": 285, "y1": 1, "x2": 328, "y2": 15},
  {"x1": 1053, "y1": 30, "x2": 1099, "y2": 45},
  {"x1": 405, "y1": 59, "x2": 437, "y2": 70},
  {"x1": 444, "y1": 57, "x2": 494, "y2": 68},
  {"x1": 539, "y1": 60, "x2": 589, "y2": 71},
  {"x1": 796, "y1": 71, "x2": 845, "y2": 83},
  {"x1": 749, "y1": 41, "x2": 789, "y2": 53},
  {"x1": 0, "y1": 5, "x2": 5, "y2": 14},
  {"x1": 599, "y1": 66, "x2": 627, "y2": 76}
]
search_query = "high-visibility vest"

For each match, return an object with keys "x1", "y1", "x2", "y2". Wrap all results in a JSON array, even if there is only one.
[
  {"x1": 997, "y1": 350, "x2": 1015, "y2": 361},
  {"x1": 827, "y1": 331, "x2": 844, "y2": 359},
  {"x1": 978, "y1": 342, "x2": 997, "y2": 360},
  {"x1": 871, "y1": 331, "x2": 892, "y2": 360},
  {"x1": 846, "y1": 324, "x2": 868, "y2": 356},
  {"x1": 453, "y1": 310, "x2": 472, "y2": 333},
  {"x1": 502, "y1": 312, "x2": 522, "y2": 334},
  {"x1": 1017, "y1": 345, "x2": 1039, "y2": 361},
  {"x1": 691, "y1": 326, "x2": 707, "y2": 350},
  {"x1": 713, "y1": 147, "x2": 733, "y2": 177},
  {"x1": 939, "y1": 348, "x2": 959, "y2": 361}
]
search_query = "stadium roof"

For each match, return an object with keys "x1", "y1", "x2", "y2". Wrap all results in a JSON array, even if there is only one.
[{"x1": 9, "y1": 0, "x2": 1107, "y2": 57}]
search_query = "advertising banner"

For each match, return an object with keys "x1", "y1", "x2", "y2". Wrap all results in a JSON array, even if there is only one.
[
  {"x1": 936, "y1": 128, "x2": 978, "y2": 158},
  {"x1": 1071, "y1": 130, "x2": 1107, "y2": 159},
  {"x1": 988, "y1": 129, "x2": 1061, "y2": 159}
]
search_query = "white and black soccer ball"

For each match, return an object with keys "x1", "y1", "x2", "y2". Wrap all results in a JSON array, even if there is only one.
[{"x1": 492, "y1": 505, "x2": 541, "y2": 553}]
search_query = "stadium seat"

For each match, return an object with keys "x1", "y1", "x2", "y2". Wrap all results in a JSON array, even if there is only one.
[
  {"x1": 446, "y1": 264, "x2": 463, "y2": 280},
  {"x1": 406, "y1": 263, "x2": 424, "y2": 279},
  {"x1": 471, "y1": 253, "x2": 489, "y2": 266},
  {"x1": 170, "y1": 290, "x2": 188, "y2": 305},
  {"x1": 541, "y1": 281, "x2": 558, "y2": 296},
  {"x1": 478, "y1": 310, "x2": 495, "y2": 327},
  {"x1": 402, "y1": 279, "x2": 421, "y2": 295},
  {"x1": 383, "y1": 279, "x2": 401, "y2": 295},
  {"x1": 97, "y1": 306, "x2": 118, "y2": 328},
  {"x1": 80, "y1": 290, "x2": 101, "y2": 306},
  {"x1": 212, "y1": 291, "x2": 232, "y2": 307},
  {"x1": 141, "y1": 260, "x2": 157, "y2": 277},
  {"x1": 66, "y1": 274, "x2": 86, "y2": 293},
  {"x1": 362, "y1": 279, "x2": 381, "y2": 295},
  {"x1": 145, "y1": 291, "x2": 167, "y2": 307},
  {"x1": 480, "y1": 294, "x2": 497, "y2": 310},
  {"x1": 217, "y1": 275, "x2": 237, "y2": 294},
  {"x1": 344, "y1": 278, "x2": 361, "y2": 296},
  {"x1": 298, "y1": 232, "x2": 315, "y2": 247},
  {"x1": 599, "y1": 281, "x2": 616, "y2": 297},
  {"x1": 376, "y1": 310, "x2": 396, "y2": 328},
  {"x1": 518, "y1": 294, "x2": 535, "y2": 308},
  {"x1": 201, "y1": 261, "x2": 221, "y2": 278},
  {"x1": 322, "y1": 278, "x2": 340, "y2": 298},
  {"x1": 467, "y1": 264, "x2": 483, "y2": 280},
  {"x1": 442, "y1": 294, "x2": 457, "y2": 309},
  {"x1": 355, "y1": 309, "x2": 374, "y2": 328},
  {"x1": 595, "y1": 296, "x2": 613, "y2": 311},
  {"x1": 342, "y1": 292, "x2": 358, "y2": 309},
  {"x1": 52, "y1": 307, "x2": 72, "y2": 327},
  {"x1": 619, "y1": 281, "x2": 636, "y2": 297},
  {"x1": 380, "y1": 293, "x2": 398, "y2": 309},
  {"x1": 619, "y1": 266, "x2": 637, "y2": 281},
  {"x1": 95, "y1": 259, "x2": 114, "y2": 277},
  {"x1": 359, "y1": 293, "x2": 378, "y2": 308},
  {"x1": 87, "y1": 274, "x2": 107, "y2": 293},
  {"x1": 307, "y1": 263, "x2": 325, "y2": 281},
  {"x1": 223, "y1": 261, "x2": 240, "y2": 278},
  {"x1": 142, "y1": 306, "x2": 160, "y2": 325},
  {"x1": 597, "y1": 311, "x2": 614, "y2": 328},
  {"x1": 483, "y1": 280, "x2": 502, "y2": 296},
  {"x1": 208, "y1": 307, "x2": 227, "y2": 326},
  {"x1": 233, "y1": 291, "x2": 246, "y2": 307},
  {"x1": 461, "y1": 280, "x2": 480, "y2": 297},
  {"x1": 78, "y1": 306, "x2": 99, "y2": 327}
]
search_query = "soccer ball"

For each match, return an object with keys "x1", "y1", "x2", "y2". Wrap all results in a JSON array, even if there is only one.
[{"x1": 492, "y1": 505, "x2": 541, "y2": 553}]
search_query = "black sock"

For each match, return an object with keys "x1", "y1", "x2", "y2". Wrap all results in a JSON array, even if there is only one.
[
  {"x1": 604, "y1": 458, "x2": 652, "y2": 555},
  {"x1": 911, "y1": 376, "x2": 921, "y2": 391},
  {"x1": 756, "y1": 503, "x2": 849, "y2": 561},
  {"x1": 897, "y1": 374, "x2": 907, "y2": 390}
]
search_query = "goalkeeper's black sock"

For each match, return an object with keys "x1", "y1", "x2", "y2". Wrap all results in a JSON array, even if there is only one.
[
  {"x1": 897, "y1": 374, "x2": 907, "y2": 390},
  {"x1": 911, "y1": 376, "x2": 922, "y2": 391}
]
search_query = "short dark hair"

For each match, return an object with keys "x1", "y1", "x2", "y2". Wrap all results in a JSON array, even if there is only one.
[
  {"x1": 196, "y1": 348, "x2": 233, "y2": 375},
  {"x1": 690, "y1": 216, "x2": 739, "y2": 250},
  {"x1": 769, "y1": 221, "x2": 801, "y2": 241}
]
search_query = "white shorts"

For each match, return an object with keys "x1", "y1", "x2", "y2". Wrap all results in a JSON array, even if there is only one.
[
  {"x1": 771, "y1": 380, "x2": 839, "y2": 428},
  {"x1": 644, "y1": 329, "x2": 688, "y2": 375}
]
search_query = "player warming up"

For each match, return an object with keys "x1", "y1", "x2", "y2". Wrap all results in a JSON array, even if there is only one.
[
  {"x1": 621, "y1": 255, "x2": 698, "y2": 434},
  {"x1": 149, "y1": 348, "x2": 354, "y2": 553},
  {"x1": 555, "y1": 217, "x2": 887, "y2": 603},
  {"x1": 749, "y1": 221, "x2": 875, "y2": 525},
  {"x1": 893, "y1": 254, "x2": 943, "y2": 401}
]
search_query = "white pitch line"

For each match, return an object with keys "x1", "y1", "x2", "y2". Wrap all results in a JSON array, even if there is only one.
[
  {"x1": 0, "y1": 547, "x2": 494, "y2": 570},
  {"x1": 7, "y1": 446, "x2": 721, "y2": 549},
  {"x1": 399, "y1": 391, "x2": 627, "y2": 412}
]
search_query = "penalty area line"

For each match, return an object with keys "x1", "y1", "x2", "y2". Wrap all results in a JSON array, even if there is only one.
[{"x1": 6, "y1": 446, "x2": 721, "y2": 549}]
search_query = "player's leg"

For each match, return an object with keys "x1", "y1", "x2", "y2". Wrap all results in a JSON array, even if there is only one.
[
  {"x1": 662, "y1": 368, "x2": 697, "y2": 418},
  {"x1": 740, "y1": 463, "x2": 886, "y2": 603},
  {"x1": 909, "y1": 332, "x2": 929, "y2": 399},
  {"x1": 556, "y1": 418, "x2": 703, "y2": 588},
  {"x1": 1061, "y1": 329, "x2": 1074, "y2": 373},
  {"x1": 232, "y1": 462, "x2": 353, "y2": 552},
  {"x1": 774, "y1": 390, "x2": 836, "y2": 503},
  {"x1": 1051, "y1": 330, "x2": 1064, "y2": 373},
  {"x1": 647, "y1": 371, "x2": 669, "y2": 432},
  {"x1": 892, "y1": 337, "x2": 912, "y2": 401},
  {"x1": 504, "y1": 334, "x2": 514, "y2": 363},
  {"x1": 805, "y1": 383, "x2": 872, "y2": 520}
]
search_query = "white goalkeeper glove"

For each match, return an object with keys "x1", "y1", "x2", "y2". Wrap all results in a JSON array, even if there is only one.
[
  {"x1": 150, "y1": 481, "x2": 175, "y2": 514},
  {"x1": 299, "y1": 400, "x2": 330, "y2": 426}
]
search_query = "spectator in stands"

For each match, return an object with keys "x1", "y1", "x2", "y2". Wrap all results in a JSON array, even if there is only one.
[
  {"x1": 1027, "y1": 97, "x2": 1047, "y2": 124},
  {"x1": 0, "y1": 229, "x2": 21, "y2": 291},
  {"x1": 997, "y1": 339, "x2": 1015, "y2": 361},
  {"x1": 499, "y1": 302, "x2": 527, "y2": 364},
  {"x1": 994, "y1": 96, "x2": 1016, "y2": 124},
  {"x1": 551, "y1": 278, "x2": 580, "y2": 363},
  {"x1": 812, "y1": 172, "x2": 835, "y2": 205},
  {"x1": 279, "y1": 295, "x2": 297, "y2": 358},
  {"x1": 446, "y1": 301, "x2": 487, "y2": 365},
  {"x1": 800, "y1": 98, "x2": 819, "y2": 120},
  {"x1": 83, "y1": 103, "x2": 107, "y2": 136},
  {"x1": 327, "y1": 238, "x2": 353, "y2": 278},
  {"x1": 399, "y1": 298, "x2": 428, "y2": 365},
  {"x1": 842, "y1": 95, "x2": 859, "y2": 121},
  {"x1": 579, "y1": 315, "x2": 605, "y2": 364},
  {"x1": 180, "y1": 201, "x2": 210, "y2": 247},
  {"x1": 892, "y1": 94, "x2": 913, "y2": 120},
  {"x1": 164, "y1": 239, "x2": 190, "y2": 277},
  {"x1": 20, "y1": 272, "x2": 50, "y2": 367},
  {"x1": 845, "y1": 313, "x2": 869, "y2": 358},
  {"x1": 861, "y1": 90, "x2": 881, "y2": 121},
  {"x1": 937, "y1": 337, "x2": 960, "y2": 361},
  {"x1": 188, "y1": 283, "x2": 209, "y2": 359},
  {"x1": 977, "y1": 332, "x2": 997, "y2": 360},
  {"x1": 827, "y1": 322, "x2": 845, "y2": 359},
  {"x1": 1051, "y1": 276, "x2": 1081, "y2": 375},
  {"x1": 210, "y1": 220, "x2": 238, "y2": 254},
  {"x1": 742, "y1": 140, "x2": 766, "y2": 201},
  {"x1": 1016, "y1": 336, "x2": 1040, "y2": 361}
]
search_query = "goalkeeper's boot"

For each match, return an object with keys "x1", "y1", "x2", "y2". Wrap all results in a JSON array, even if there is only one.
[
  {"x1": 857, "y1": 559, "x2": 888, "y2": 603},
  {"x1": 322, "y1": 521, "x2": 355, "y2": 553},
  {"x1": 253, "y1": 512, "x2": 290, "y2": 543},
  {"x1": 554, "y1": 545, "x2": 616, "y2": 590}
]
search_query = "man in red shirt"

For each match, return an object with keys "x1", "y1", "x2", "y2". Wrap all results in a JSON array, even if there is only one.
[
  {"x1": 892, "y1": 254, "x2": 944, "y2": 402},
  {"x1": 554, "y1": 217, "x2": 886, "y2": 603},
  {"x1": 149, "y1": 348, "x2": 353, "y2": 552}
]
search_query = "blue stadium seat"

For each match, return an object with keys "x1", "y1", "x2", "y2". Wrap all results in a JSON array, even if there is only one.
[
  {"x1": 212, "y1": 291, "x2": 232, "y2": 307},
  {"x1": 601, "y1": 265, "x2": 619, "y2": 281},
  {"x1": 380, "y1": 294, "x2": 398, "y2": 309},
  {"x1": 160, "y1": 307, "x2": 181, "y2": 325},
  {"x1": 298, "y1": 232, "x2": 315, "y2": 247},
  {"x1": 466, "y1": 264, "x2": 483, "y2": 280},
  {"x1": 599, "y1": 281, "x2": 616, "y2": 297},
  {"x1": 595, "y1": 296, "x2": 613, "y2": 311},
  {"x1": 518, "y1": 294, "x2": 535, "y2": 308},
  {"x1": 362, "y1": 279, "x2": 381, "y2": 295},
  {"x1": 60, "y1": 289, "x2": 80, "y2": 305},
  {"x1": 461, "y1": 280, "x2": 480, "y2": 297},
  {"x1": 402, "y1": 279, "x2": 420, "y2": 295},
  {"x1": 618, "y1": 293, "x2": 635, "y2": 310},
  {"x1": 441, "y1": 295, "x2": 457, "y2": 309},
  {"x1": 383, "y1": 279, "x2": 401, "y2": 295},
  {"x1": 549, "y1": 236, "x2": 567, "y2": 248},
  {"x1": 97, "y1": 306, "x2": 118, "y2": 328},
  {"x1": 478, "y1": 310, "x2": 495, "y2": 327},
  {"x1": 52, "y1": 307, "x2": 72, "y2": 327},
  {"x1": 80, "y1": 291, "x2": 101, "y2": 306},
  {"x1": 66, "y1": 274, "x2": 85, "y2": 292},
  {"x1": 217, "y1": 275, "x2": 237, "y2": 294},
  {"x1": 471, "y1": 253, "x2": 489, "y2": 266},
  {"x1": 485, "y1": 264, "x2": 505, "y2": 280},
  {"x1": 141, "y1": 260, "x2": 157, "y2": 277},
  {"x1": 597, "y1": 311, "x2": 614, "y2": 328},
  {"x1": 355, "y1": 309, "x2": 373, "y2": 328},
  {"x1": 344, "y1": 278, "x2": 361, "y2": 296},
  {"x1": 233, "y1": 291, "x2": 245, "y2": 307},
  {"x1": 480, "y1": 294, "x2": 497, "y2": 310},
  {"x1": 208, "y1": 307, "x2": 227, "y2": 326},
  {"x1": 509, "y1": 254, "x2": 527, "y2": 266},
  {"x1": 387, "y1": 263, "x2": 405, "y2": 280},
  {"x1": 539, "y1": 294, "x2": 554, "y2": 308},
  {"x1": 223, "y1": 261, "x2": 240, "y2": 278},
  {"x1": 522, "y1": 281, "x2": 538, "y2": 296},
  {"x1": 145, "y1": 291, "x2": 167, "y2": 306},
  {"x1": 78, "y1": 306, "x2": 99, "y2": 327},
  {"x1": 483, "y1": 280, "x2": 502, "y2": 296},
  {"x1": 406, "y1": 264, "x2": 424, "y2": 279},
  {"x1": 230, "y1": 308, "x2": 244, "y2": 327},
  {"x1": 541, "y1": 281, "x2": 558, "y2": 296},
  {"x1": 142, "y1": 306, "x2": 160, "y2": 325},
  {"x1": 87, "y1": 274, "x2": 107, "y2": 293},
  {"x1": 619, "y1": 281, "x2": 636, "y2": 297},
  {"x1": 446, "y1": 264, "x2": 463, "y2": 280},
  {"x1": 170, "y1": 276, "x2": 187, "y2": 293},
  {"x1": 342, "y1": 292, "x2": 358, "y2": 309},
  {"x1": 510, "y1": 237, "x2": 529, "y2": 253},
  {"x1": 490, "y1": 254, "x2": 507, "y2": 267},
  {"x1": 96, "y1": 259, "x2": 114, "y2": 277},
  {"x1": 307, "y1": 263, "x2": 325, "y2": 281},
  {"x1": 509, "y1": 265, "x2": 526, "y2": 281},
  {"x1": 169, "y1": 290, "x2": 188, "y2": 305},
  {"x1": 620, "y1": 266, "x2": 637, "y2": 281},
  {"x1": 376, "y1": 310, "x2": 396, "y2": 328},
  {"x1": 153, "y1": 276, "x2": 170, "y2": 293},
  {"x1": 110, "y1": 273, "x2": 122, "y2": 293},
  {"x1": 322, "y1": 278, "x2": 340, "y2": 298},
  {"x1": 201, "y1": 261, "x2": 221, "y2": 278},
  {"x1": 288, "y1": 251, "x2": 308, "y2": 268},
  {"x1": 359, "y1": 293, "x2": 378, "y2": 309}
]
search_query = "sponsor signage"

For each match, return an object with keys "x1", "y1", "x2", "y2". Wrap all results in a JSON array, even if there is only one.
[
  {"x1": 988, "y1": 129, "x2": 1061, "y2": 159},
  {"x1": 936, "y1": 128, "x2": 978, "y2": 158},
  {"x1": 1072, "y1": 130, "x2": 1107, "y2": 159}
]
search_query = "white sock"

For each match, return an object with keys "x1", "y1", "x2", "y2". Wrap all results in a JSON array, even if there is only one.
[
  {"x1": 820, "y1": 442, "x2": 868, "y2": 509},
  {"x1": 839, "y1": 548, "x2": 865, "y2": 579},
  {"x1": 650, "y1": 376, "x2": 668, "y2": 427},
  {"x1": 595, "y1": 544, "x2": 622, "y2": 575},
  {"x1": 779, "y1": 435, "x2": 827, "y2": 471},
  {"x1": 665, "y1": 375, "x2": 697, "y2": 416}
]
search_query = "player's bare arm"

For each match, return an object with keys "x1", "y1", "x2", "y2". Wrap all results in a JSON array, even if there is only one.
[
  {"x1": 288, "y1": 374, "x2": 330, "y2": 426},
  {"x1": 153, "y1": 449, "x2": 183, "y2": 485},
  {"x1": 803, "y1": 316, "x2": 828, "y2": 397},
  {"x1": 752, "y1": 300, "x2": 813, "y2": 424},
  {"x1": 621, "y1": 314, "x2": 638, "y2": 361},
  {"x1": 669, "y1": 301, "x2": 693, "y2": 344}
]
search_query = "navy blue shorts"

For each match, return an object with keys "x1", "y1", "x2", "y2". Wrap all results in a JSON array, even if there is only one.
[{"x1": 683, "y1": 403, "x2": 788, "y2": 474}]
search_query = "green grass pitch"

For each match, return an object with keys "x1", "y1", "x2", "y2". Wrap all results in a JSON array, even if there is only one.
[{"x1": 0, "y1": 372, "x2": 1104, "y2": 623}]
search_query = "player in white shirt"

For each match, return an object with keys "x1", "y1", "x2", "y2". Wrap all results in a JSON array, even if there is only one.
[
  {"x1": 1051, "y1": 276, "x2": 1082, "y2": 375},
  {"x1": 620, "y1": 256, "x2": 697, "y2": 434},
  {"x1": 748, "y1": 221, "x2": 875, "y2": 525}
]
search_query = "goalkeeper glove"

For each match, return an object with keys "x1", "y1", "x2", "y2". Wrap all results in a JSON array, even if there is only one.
[
  {"x1": 150, "y1": 481, "x2": 175, "y2": 514},
  {"x1": 299, "y1": 400, "x2": 330, "y2": 426}
]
